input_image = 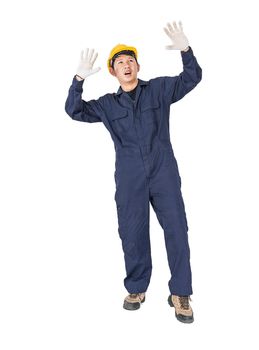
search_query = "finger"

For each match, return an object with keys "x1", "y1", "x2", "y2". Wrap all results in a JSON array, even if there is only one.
[
  {"x1": 173, "y1": 21, "x2": 178, "y2": 31},
  {"x1": 91, "y1": 52, "x2": 98, "y2": 65},
  {"x1": 88, "y1": 48, "x2": 94, "y2": 62},
  {"x1": 81, "y1": 50, "x2": 84, "y2": 60},
  {"x1": 179, "y1": 21, "x2": 183, "y2": 32},
  {"x1": 167, "y1": 22, "x2": 174, "y2": 33},
  {"x1": 85, "y1": 48, "x2": 89, "y2": 60},
  {"x1": 164, "y1": 27, "x2": 172, "y2": 38}
]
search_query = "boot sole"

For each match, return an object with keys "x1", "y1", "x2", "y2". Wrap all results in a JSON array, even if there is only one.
[
  {"x1": 123, "y1": 296, "x2": 145, "y2": 311},
  {"x1": 167, "y1": 295, "x2": 194, "y2": 324}
]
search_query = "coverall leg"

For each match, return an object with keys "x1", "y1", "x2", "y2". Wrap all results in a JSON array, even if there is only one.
[
  {"x1": 114, "y1": 149, "x2": 152, "y2": 294},
  {"x1": 115, "y1": 143, "x2": 192, "y2": 296},
  {"x1": 149, "y1": 146, "x2": 192, "y2": 296}
]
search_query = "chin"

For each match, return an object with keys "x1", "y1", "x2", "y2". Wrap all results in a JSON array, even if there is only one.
[{"x1": 125, "y1": 76, "x2": 136, "y2": 82}]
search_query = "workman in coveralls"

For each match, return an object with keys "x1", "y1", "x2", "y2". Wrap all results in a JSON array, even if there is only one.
[{"x1": 65, "y1": 21, "x2": 202, "y2": 323}]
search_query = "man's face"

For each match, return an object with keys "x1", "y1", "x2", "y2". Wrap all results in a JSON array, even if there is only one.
[{"x1": 109, "y1": 54, "x2": 140, "y2": 85}]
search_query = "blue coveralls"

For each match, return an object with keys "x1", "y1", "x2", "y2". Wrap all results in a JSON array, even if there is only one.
[{"x1": 65, "y1": 47, "x2": 202, "y2": 296}]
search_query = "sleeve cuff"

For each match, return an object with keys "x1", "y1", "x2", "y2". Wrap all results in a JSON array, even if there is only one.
[
  {"x1": 72, "y1": 75, "x2": 84, "y2": 91},
  {"x1": 181, "y1": 46, "x2": 194, "y2": 63}
]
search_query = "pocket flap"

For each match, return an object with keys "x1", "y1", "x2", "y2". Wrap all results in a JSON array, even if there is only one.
[
  {"x1": 111, "y1": 111, "x2": 128, "y2": 121},
  {"x1": 141, "y1": 102, "x2": 160, "y2": 112}
]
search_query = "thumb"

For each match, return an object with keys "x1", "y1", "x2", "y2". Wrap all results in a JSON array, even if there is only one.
[
  {"x1": 90, "y1": 67, "x2": 101, "y2": 75},
  {"x1": 165, "y1": 45, "x2": 176, "y2": 50}
]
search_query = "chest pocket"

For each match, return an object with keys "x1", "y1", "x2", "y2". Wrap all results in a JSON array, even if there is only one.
[
  {"x1": 140, "y1": 102, "x2": 160, "y2": 124},
  {"x1": 111, "y1": 111, "x2": 132, "y2": 134}
]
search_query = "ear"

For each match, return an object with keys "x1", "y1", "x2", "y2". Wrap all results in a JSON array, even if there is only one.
[
  {"x1": 109, "y1": 67, "x2": 116, "y2": 76},
  {"x1": 137, "y1": 64, "x2": 140, "y2": 72}
]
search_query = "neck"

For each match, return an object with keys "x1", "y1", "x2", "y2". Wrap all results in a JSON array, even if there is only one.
[{"x1": 121, "y1": 79, "x2": 138, "y2": 92}]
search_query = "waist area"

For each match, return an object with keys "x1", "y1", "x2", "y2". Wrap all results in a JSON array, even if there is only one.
[{"x1": 115, "y1": 140, "x2": 173, "y2": 157}]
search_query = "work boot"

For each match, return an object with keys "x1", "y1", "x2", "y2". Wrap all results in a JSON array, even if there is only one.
[
  {"x1": 123, "y1": 293, "x2": 146, "y2": 310},
  {"x1": 168, "y1": 295, "x2": 194, "y2": 323}
]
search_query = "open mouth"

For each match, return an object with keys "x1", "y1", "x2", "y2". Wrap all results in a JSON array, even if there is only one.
[{"x1": 124, "y1": 72, "x2": 131, "y2": 75}]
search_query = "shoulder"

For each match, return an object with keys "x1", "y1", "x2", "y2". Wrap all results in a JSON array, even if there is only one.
[
  {"x1": 98, "y1": 92, "x2": 117, "y2": 105},
  {"x1": 139, "y1": 76, "x2": 178, "y2": 90}
]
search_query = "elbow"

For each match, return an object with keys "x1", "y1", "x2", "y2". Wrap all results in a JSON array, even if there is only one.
[
  {"x1": 197, "y1": 66, "x2": 202, "y2": 84},
  {"x1": 65, "y1": 99, "x2": 75, "y2": 120}
]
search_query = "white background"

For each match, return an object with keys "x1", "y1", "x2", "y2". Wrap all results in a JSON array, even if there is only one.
[{"x1": 1, "y1": 0, "x2": 259, "y2": 349}]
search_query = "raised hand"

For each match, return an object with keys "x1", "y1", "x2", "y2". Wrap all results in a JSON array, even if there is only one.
[
  {"x1": 164, "y1": 21, "x2": 189, "y2": 51},
  {"x1": 76, "y1": 48, "x2": 101, "y2": 79}
]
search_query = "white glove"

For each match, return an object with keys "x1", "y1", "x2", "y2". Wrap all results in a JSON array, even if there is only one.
[
  {"x1": 76, "y1": 48, "x2": 101, "y2": 79},
  {"x1": 164, "y1": 21, "x2": 189, "y2": 51}
]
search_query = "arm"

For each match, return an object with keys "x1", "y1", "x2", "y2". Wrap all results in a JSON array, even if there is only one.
[
  {"x1": 65, "y1": 76, "x2": 103, "y2": 123},
  {"x1": 163, "y1": 47, "x2": 202, "y2": 104},
  {"x1": 65, "y1": 48, "x2": 103, "y2": 123},
  {"x1": 163, "y1": 21, "x2": 202, "y2": 104}
]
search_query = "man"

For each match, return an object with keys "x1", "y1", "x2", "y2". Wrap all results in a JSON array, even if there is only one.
[{"x1": 65, "y1": 21, "x2": 202, "y2": 323}]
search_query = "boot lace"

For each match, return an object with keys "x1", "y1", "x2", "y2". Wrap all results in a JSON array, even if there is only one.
[
  {"x1": 179, "y1": 296, "x2": 190, "y2": 310},
  {"x1": 130, "y1": 293, "x2": 142, "y2": 301}
]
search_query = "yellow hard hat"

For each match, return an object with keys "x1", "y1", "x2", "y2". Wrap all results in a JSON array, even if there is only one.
[{"x1": 107, "y1": 44, "x2": 138, "y2": 70}]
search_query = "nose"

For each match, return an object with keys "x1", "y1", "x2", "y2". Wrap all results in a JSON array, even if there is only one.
[{"x1": 124, "y1": 60, "x2": 133, "y2": 69}]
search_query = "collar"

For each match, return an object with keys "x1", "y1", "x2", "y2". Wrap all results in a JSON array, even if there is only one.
[{"x1": 116, "y1": 79, "x2": 148, "y2": 95}]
